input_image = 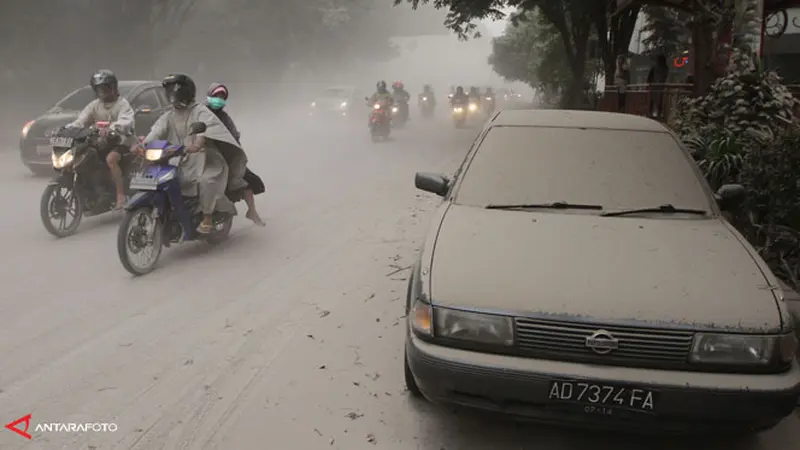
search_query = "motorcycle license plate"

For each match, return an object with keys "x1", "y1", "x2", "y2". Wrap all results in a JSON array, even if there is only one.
[
  {"x1": 49, "y1": 136, "x2": 73, "y2": 147},
  {"x1": 129, "y1": 172, "x2": 158, "y2": 190}
]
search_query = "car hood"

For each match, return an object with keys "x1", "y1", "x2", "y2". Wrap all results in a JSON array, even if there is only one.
[
  {"x1": 430, "y1": 204, "x2": 781, "y2": 332},
  {"x1": 29, "y1": 112, "x2": 79, "y2": 138}
]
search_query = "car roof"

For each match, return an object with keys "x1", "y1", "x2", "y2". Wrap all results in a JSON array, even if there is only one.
[{"x1": 490, "y1": 109, "x2": 668, "y2": 132}]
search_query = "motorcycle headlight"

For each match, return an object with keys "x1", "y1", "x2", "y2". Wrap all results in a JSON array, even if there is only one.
[
  {"x1": 485, "y1": 97, "x2": 492, "y2": 100},
  {"x1": 392, "y1": 107, "x2": 398, "y2": 113},
  {"x1": 145, "y1": 148, "x2": 163, "y2": 161},
  {"x1": 433, "y1": 307, "x2": 513, "y2": 346},
  {"x1": 373, "y1": 104, "x2": 381, "y2": 110},
  {"x1": 310, "y1": 102, "x2": 316, "y2": 107},
  {"x1": 422, "y1": 97, "x2": 428, "y2": 101},
  {"x1": 340, "y1": 101, "x2": 347, "y2": 108},
  {"x1": 690, "y1": 333, "x2": 798, "y2": 366},
  {"x1": 52, "y1": 149, "x2": 74, "y2": 168},
  {"x1": 453, "y1": 107, "x2": 463, "y2": 113},
  {"x1": 468, "y1": 103, "x2": 478, "y2": 111}
]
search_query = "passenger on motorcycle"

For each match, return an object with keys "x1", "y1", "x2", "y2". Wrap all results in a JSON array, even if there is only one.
[
  {"x1": 68, "y1": 69, "x2": 135, "y2": 210},
  {"x1": 392, "y1": 81, "x2": 411, "y2": 105},
  {"x1": 368, "y1": 81, "x2": 394, "y2": 106},
  {"x1": 205, "y1": 82, "x2": 265, "y2": 227},
  {"x1": 139, "y1": 73, "x2": 247, "y2": 235},
  {"x1": 450, "y1": 86, "x2": 469, "y2": 105},
  {"x1": 468, "y1": 86, "x2": 481, "y2": 102},
  {"x1": 418, "y1": 85, "x2": 436, "y2": 107}
]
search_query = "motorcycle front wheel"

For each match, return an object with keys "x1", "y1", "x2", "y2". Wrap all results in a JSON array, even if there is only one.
[
  {"x1": 40, "y1": 183, "x2": 83, "y2": 237},
  {"x1": 117, "y1": 206, "x2": 163, "y2": 276}
]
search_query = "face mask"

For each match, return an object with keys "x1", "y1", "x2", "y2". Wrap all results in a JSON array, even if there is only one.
[{"x1": 207, "y1": 96, "x2": 226, "y2": 110}]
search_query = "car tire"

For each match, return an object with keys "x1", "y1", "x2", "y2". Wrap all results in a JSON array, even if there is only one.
[{"x1": 404, "y1": 350, "x2": 424, "y2": 398}]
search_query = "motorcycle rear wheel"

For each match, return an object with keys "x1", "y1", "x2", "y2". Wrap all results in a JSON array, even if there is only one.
[
  {"x1": 118, "y1": 206, "x2": 163, "y2": 276},
  {"x1": 40, "y1": 183, "x2": 83, "y2": 238}
]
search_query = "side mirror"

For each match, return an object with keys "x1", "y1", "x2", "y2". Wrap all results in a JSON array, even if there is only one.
[
  {"x1": 135, "y1": 105, "x2": 152, "y2": 115},
  {"x1": 189, "y1": 122, "x2": 207, "y2": 135},
  {"x1": 716, "y1": 184, "x2": 746, "y2": 211},
  {"x1": 415, "y1": 172, "x2": 449, "y2": 197}
]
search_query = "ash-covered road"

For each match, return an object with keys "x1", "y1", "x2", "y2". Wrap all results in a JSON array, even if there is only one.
[{"x1": 0, "y1": 113, "x2": 797, "y2": 450}]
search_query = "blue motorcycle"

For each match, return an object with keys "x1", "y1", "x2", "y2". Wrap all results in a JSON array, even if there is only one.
[{"x1": 117, "y1": 122, "x2": 236, "y2": 276}]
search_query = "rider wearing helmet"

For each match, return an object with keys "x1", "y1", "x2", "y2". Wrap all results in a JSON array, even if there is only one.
[
  {"x1": 450, "y1": 86, "x2": 469, "y2": 106},
  {"x1": 69, "y1": 69, "x2": 135, "y2": 210},
  {"x1": 142, "y1": 73, "x2": 247, "y2": 235},
  {"x1": 418, "y1": 84, "x2": 436, "y2": 107},
  {"x1": 368, "y1": 80, "x2": 393, "y2": 106},
  {"x1": 468, "y1": 86, "x2": 481, "y2": 101},
  {"x1": 391, "y1": 81, "x2": 411, "y2": 104}
]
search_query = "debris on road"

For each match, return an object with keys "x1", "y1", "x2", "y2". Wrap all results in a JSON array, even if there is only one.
[
  {"x1": 367, "y1": 433, "x2": 377, "y2": 444},
  {"x1": 345, "y1": 412, "x2": 364, "y2": 420},
  {"x1": 319, "y1": 310, "x2": 331, "y2": 318}
]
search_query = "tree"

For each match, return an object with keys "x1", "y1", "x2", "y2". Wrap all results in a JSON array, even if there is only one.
[
  {"x1": 488, "y1": 11, "x2": 570, "y2": 103},
  {"x1": 641, "y1": 6, "x2": 692, "y2": 57},
  {"x1": 396, "y1": 0, "x2": 638, "y2": 107}
]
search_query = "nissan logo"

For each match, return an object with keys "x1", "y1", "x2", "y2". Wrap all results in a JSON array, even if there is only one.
[{"x1": 585, "y1": 330, "x2": 619, "y2": 355}]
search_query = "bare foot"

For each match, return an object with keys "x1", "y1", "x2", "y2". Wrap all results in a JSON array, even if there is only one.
[
  {"x1": 246, "y1": 210, "x2": 266, "y2": 227},
  {"x1": 114, "y1": 196, "x2": 126, "y2": 210}
]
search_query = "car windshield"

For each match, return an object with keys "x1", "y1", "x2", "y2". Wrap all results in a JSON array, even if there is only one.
[
  {"x1": 55, "y1": 85, "x2": 134, "y2": 111},
  {"x1": 321, "y1": 88, "x2": 351, "y2": 98},
  {"x1": 454, "y1": 126, "x2": 713, "y2": 213}
]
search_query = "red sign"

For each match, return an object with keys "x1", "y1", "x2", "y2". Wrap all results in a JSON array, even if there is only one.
[{"x1": 5, "y1": 414, "x2": 32, "y2": 439}]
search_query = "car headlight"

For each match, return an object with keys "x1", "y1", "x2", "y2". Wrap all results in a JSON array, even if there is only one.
[
  {"x1": 52, "y1": 149, "x2": 74, "y2": 168},
  {"x1": 22, "y1": 120, "x2": 35, "y2": 138},
  {"x1": 433, "y1": 307, "x2": 514, "y2": 346},
  {"x1": 145, "y1": 148, "x2": 163, "y2": 161},
  {"x1": 340, "y1": 101, "x2": 347, "y2": 108},
  {"x1": 690, "y1": 333, "x2": 798, "y2": 366}
]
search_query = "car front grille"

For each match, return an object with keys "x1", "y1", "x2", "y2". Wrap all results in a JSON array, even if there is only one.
[{"x1": 514, "y1": 317, "x2": 694, "y2": 368}]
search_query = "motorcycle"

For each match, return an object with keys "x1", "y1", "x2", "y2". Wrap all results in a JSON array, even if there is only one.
[
  {"x1": 40, "y1": 122, "x2": 138, "y2": 237},
  {"x1": 483, "y1": 95, "x2": 496, "y2": 116},
  {"x1": 419, "y1": 96, "x2": 434, "y2": 118},
  {"x1": 366, "y1": 98, "x2": 391, "y2": 142},
  {"x1": 451, "y1": 103, "x2": 467, "y2": 128},
  {"x1": 391, "y1": 100, "x2": 409, "y2": 128},
  {"x1": 117, "y1": 122, "x2": 237, "y2": 276}
]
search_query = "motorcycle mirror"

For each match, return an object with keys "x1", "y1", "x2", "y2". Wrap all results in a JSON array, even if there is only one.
[{"x1": 189, "y1": 122, "x2": 207, "y2": 135}]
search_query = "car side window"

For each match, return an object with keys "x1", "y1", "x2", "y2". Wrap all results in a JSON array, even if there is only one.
[
  {"x1": 154, "y1": 87, "x2": 168, "y2": 107},
  {"x1": 131, "y1": 88, "x2": 160, "y2": 111}
]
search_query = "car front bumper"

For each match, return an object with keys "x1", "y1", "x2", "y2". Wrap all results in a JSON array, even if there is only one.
[
  {"x1": 406, "y1": 333, "x2": 800, "y2": 433},
  {"x1": 20, "y1": 137, "x2": 53, "y2": 166}
]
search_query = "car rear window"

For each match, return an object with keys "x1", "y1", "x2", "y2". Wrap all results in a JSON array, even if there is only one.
[
  {"x1": 454, "y1": 125, "x2": 713, "y2": 211},
  {"x1": 56, "y1": 85, "x2": 134, "y2": 111}
]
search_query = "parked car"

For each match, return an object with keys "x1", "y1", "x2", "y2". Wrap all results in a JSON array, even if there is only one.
[
  {"x1": 19, "y1": 81, "x2": 168, "y2": 175},
  {"x1": 308, "y1": 86, "x2": 361, "y2": 119},
  {"x1": 404, "y1": 109, "x2": 800, "y2": 434}
]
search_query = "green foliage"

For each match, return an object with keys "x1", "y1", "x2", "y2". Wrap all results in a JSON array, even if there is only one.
[
  {"x1": 683, "y1": 130, "x2": 745, "y2": 190},
  {"x1": 641, "y1": 6, "x2": 691, "y2": 56}
]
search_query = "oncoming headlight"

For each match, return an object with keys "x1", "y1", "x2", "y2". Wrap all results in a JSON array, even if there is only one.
[
  {"x1": 468, "y1": 103, "x2": 478, "y2": 111},
  {"x1": 145, "y1": 149, "x2": 163, "y2": 161},
  {"x1": 373, "y1": 103, "x2": 381, "y2": 110},
  {"x1": 392, "y1": 107, "x2": 398, "y2": 113},
  {"x1": 340, "y1": 101, "x2": 347, "y2": 108},
  {"x1": 690, "y1": 333, "x2": 798, "y2": 366},
  {"x1": 453, "y1": 107, "x2": 463, "y2": 113},
  {"x1": 52, "y1": 149, "x2": 74, "y2": 168},
  {"x1": 433, "y1": 307, "x2": 513, "y2": 346}
]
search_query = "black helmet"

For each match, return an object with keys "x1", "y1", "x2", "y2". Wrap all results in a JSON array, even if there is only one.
[
  {"x1": 162, "y1": 73, "x2": 196, "y2": 107},
  {"x1": 376, "y1": 80, "x2": 387, "y2": 91},
  {"x1": 90, "y1": 69, "x2": 118, "y2": 93},
  {"x1": 456, "y1": 86, "x2": 464, "y2": 94}
]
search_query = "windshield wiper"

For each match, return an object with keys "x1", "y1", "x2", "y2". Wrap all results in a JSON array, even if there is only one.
[
  {"x1": 485, "y1": 201, "x2": 603, "y2": 211},
  {"x1": 600, "y1": 204, "x2": 708, "y2": 217}
]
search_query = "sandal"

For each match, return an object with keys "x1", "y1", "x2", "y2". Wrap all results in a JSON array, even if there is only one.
[{"x1": 196, "y1": 222, "x2": 213, "y2": 234}]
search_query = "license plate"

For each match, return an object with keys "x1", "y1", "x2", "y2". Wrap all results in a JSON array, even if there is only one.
[
  {"x1": 129, "y1": 172, "x2": 158, "y2": 190},
  {"x1": 49, "y1": 136, "x2": 73, "y2": 147},
  {"x1": 37, "y1": 145, "x2": 52, "y2": 156},
  {"x1": 548, "y1": 380, "x2": 656, "y2": 413}
]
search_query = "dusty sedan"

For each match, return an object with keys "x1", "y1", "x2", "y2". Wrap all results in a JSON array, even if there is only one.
[{"x1": 404, "y1": 109, "x2": 800, "y2": 433}]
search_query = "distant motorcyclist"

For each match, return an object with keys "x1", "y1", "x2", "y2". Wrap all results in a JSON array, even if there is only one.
[
  {"x1": 68, "y1": 69, "x2": 135, "y2": 210},
  {"x1": 484, "y1": 87, "x2": 496, "y2": 114},
  {"x1": 392, "y1": 81, "x2": 411, "y2": 104},
  {"x1": 450, "y1": 86, "x2": 469, "y2": 106},
  {"x1": 205, "y1": 83, "x2": 265, "y2": 227},
  {"x1": 468, "y1": 86, "x2": 481, "y2": 102},
  {"x1": 418, "y1": 85, "x2": 436, "y2": 107},
  {"x1": 368, "y1": 80, "x2": 394, "y2": 106}
]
